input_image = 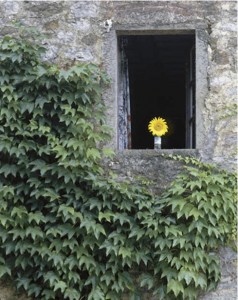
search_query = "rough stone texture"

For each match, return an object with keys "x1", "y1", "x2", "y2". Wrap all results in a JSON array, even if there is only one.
[
  {"x1": 198, "y1": 247, "x2": 237, "y2": 300},
  {"x1": 0, "y1": 279, "x2": 30, "y2": 300},
  {"x1": 0, "y1": 1, "x2": 236, "y2": 299},
  {"x1": 108, "y1": 149, "x2": 199, "y2": 195}
]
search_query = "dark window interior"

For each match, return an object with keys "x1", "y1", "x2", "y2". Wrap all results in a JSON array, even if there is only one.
[{"x1": 119, "y1": 34, "x2": 195, "y2": 149}]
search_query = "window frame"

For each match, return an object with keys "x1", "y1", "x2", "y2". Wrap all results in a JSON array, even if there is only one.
[{"x1": 101, "y1": 28, "x2": 208, "y2": 151}]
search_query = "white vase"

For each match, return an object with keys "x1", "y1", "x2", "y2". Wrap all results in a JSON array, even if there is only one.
[{"x1": 154, "y1": 136, "x2": 161, "y2": 149}]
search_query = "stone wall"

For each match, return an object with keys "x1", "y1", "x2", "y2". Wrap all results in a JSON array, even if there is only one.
[{"x1": 0, "y1": 1, "x2": 236, "y2": 299}]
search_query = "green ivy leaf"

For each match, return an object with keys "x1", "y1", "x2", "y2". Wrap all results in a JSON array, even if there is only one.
[
  {"x1": 178, "y1": 268, "x2": 195, "y2": 285},
  {"x1": 167, "y1": 279, "x2": 184, "y2": 297},
  {"x1": 0, "y1": 264, "x2": 11, "y2": 277},
  {"x1": 53, "y1": 280, "x2": 67, "y2": 293},
  {"x1": 88, "y1": 287, "x2": 105, "y2": 300},
  {"x1": 118, "y1": 247, "x2": 132, "y2": 259},
  {"x1": 86, "y1": 148, "x2": 101, "y2": 160}
]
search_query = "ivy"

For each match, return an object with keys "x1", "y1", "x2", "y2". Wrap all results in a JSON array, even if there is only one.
[
  {"x1": 0, "y1": 28, "x2": 237, "y2": 300},
  {"x1": 152, "y1": 158, "x2": 237, "y2": 299},
  {"x1": 161, "y1": 154, "x2": 237, "y2": 250}
]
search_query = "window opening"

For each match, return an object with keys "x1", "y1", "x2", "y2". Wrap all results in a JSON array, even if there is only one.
[{"x1": 118, "y1": 34, "x2": 196, "y2": 149}]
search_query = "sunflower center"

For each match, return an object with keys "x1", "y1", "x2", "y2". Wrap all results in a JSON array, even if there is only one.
[{"x1": 154, "y1": 124, "x2": 163, "y2": 131}]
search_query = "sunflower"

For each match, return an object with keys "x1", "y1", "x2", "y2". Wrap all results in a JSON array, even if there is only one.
[{"x1": 148, "y1": 117, "x2": 168, "y2": 136}]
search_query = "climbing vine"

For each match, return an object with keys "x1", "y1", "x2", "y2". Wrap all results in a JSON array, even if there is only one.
[{"x1": 0, "y1": 28, "x2": 236, "y2": 300}]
